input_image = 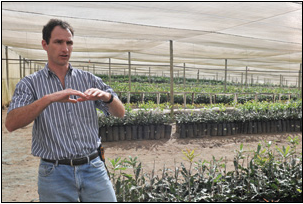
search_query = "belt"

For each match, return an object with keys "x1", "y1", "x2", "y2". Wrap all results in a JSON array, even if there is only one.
[{"x1": 42, "y1": 151, "x2": 99, "y2": 166}]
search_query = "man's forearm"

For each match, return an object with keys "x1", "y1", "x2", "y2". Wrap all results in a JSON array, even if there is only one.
[
  {"x1": 6, "y1": 89, "x2": 88, "y2": 132},
  {"x1": 108, "y1": 97, "x2": 125, "y2": 118},
  {"x1": 5, "y1": 95, "x2": 51, "y2": 132}
]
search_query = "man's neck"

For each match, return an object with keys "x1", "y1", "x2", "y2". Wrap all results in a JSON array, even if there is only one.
[{"x1": 48, "y1": 63, "x2": 69, "y2": 79}]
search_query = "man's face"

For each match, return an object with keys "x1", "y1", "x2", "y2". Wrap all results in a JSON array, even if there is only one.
[{"x1": 42, "y1": 26, "x2": 73, "y2": 67}]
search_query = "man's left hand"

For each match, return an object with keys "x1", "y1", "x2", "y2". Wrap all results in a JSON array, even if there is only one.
[{"x1": 77, "y1": 88, "x2": 111, "y2": 102}]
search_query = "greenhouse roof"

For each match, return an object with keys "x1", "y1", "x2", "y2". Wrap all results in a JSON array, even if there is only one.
[{"x1": 2, "y1": 2, "x2": 302, "y2": 84}]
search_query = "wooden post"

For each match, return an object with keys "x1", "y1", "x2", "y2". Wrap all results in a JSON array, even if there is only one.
[
  {"x1": 19, "y1": 56, "x2": 22, "y2": 79},
  {"x1": 30, "y1": 60, "x2": 32, "y2": 74},
  {"x1": 5, "y1": 46, "x2": 9, "y2": 89},
  {"x1": 192, "y1": 93, "x2": 195, "y2": 105},
  {"x1": 127, "y1": 92, "x2": 130, "y2": 104},
  {"x1": 209, "y1": 94, "x2": 212, "y2": 105},
  {"x1": 157, "y1": 93, "x2": 160, "y2": 105},
  {"x1": 183, "y1": 93, "x2": 187, "y2": 108},
  {"x1": 170, "y1": 40, "x2": 174, "y2": 117},
  {"x1": 241, "y1": 72, "x2": 243, "y2": 89},
  {"x1": 109, "y1": 58, "x2": 112, "y2": 86},
  {"x1": 128, "y1": 52, "x2": 131, "y2": 91},
  {"x1": 197, "y1": 70, "x2": 199, "y2": 83},
  {"x1": 149, "y1": 67, "x2": 151, "y2": 83},
  {"x1": 280, "y1": 75, "x2": 282, "y2": 88},
  {"x1": 299, "y1": 64, "x2": 302, "y2": 99},
  {"x1": 23, "y1": 58, "x2": 26, "y2": 77},
  {"x1": 183, "y1": 63, "x2": 186, "y2": 88},
  {"x1": 245, "y1": 66, "x2": 248, "y2": 88},
  {"x1": 234, "y1": 93, "x2": 238, "y2": 104},
  {"x1": 224, "y1": 59, "x2": 227, "y2": 92}
]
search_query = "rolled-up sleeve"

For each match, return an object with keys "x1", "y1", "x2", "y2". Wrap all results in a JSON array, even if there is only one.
[{"x1": 7, "y1": 80, "x2": 35, "y2": 114}]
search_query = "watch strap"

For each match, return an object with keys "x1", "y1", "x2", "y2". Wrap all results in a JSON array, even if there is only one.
[{"x1": 104, "y1": 93, "x2": 114, "y2": 104}]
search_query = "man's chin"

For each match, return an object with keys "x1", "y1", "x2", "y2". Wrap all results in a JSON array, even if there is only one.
[{"x1": 57, "y1": 60, "x2": 70, "y2": 67}]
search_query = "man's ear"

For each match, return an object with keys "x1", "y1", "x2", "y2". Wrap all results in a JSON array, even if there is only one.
[{"x1": 41, "y1": 40, "x2": 48, "y2": 51}]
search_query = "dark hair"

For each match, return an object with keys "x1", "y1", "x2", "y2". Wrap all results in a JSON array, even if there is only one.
[{"x1": 42, "y1": 19, "x2": 74, "y2": 44}]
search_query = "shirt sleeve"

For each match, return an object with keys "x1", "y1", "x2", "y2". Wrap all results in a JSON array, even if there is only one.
[
  {"x1": 92, "y1": 74, "x2": 119, "y2": 116},
  {"x1": 7, "y1": 79, "x2": 35, "y2": 114}
]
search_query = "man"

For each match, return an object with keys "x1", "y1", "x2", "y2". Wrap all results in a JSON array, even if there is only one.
[{"x1": 5, "y1": 19, "x2": 125, "y2": 202}]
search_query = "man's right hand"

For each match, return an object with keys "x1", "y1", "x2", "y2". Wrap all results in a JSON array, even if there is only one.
[{"x1": 47, "y1": 88, "x2": 88, "y2": 104}]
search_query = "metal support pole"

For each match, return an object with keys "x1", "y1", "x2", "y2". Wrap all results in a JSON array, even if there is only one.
[
  {"x1": 224, "y1": 59, "x2": 227, "y2": 92},
  {"x1": 128, "y1": 52, "x2": 131, "y2": 91},
  {"x1": 170, "y1": 40, "x2": 174, "y2": 117}
]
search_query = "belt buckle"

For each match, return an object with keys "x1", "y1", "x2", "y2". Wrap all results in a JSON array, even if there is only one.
[{"x1": 70, "y1": 152, "x2": 94, "y2": 166}]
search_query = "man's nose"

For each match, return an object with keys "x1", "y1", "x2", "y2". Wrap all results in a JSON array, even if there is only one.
[{"x1": 62, "y1": 42, "x2": 69, "y2": 52}]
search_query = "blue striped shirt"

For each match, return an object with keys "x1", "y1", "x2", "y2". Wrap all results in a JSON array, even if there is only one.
[{"x1": 8, "y1": 63, "x2": 117, "y2": 160}]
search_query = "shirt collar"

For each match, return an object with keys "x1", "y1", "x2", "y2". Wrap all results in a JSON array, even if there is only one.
[{"x1": 42, "y1": 63, "x2": 74, "y2": 78}]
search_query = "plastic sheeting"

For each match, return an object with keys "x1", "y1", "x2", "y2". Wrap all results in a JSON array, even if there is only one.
[{"x1": 2, "y1": 2, "x2": 302, "y2": 84}]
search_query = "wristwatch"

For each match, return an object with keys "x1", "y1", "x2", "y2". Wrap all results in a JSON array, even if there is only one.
[{"x1": 104, "y1": 93, "x2": 114, "y2": 104}]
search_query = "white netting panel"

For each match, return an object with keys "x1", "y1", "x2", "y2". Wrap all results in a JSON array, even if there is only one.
[{"x1": 2, "y1": 2, "x2": 302, "y2": 85}]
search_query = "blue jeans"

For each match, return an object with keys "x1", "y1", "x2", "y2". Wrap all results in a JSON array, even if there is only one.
[{"x1": 38, "y1": 157, "x2": 117, "y2": 202}]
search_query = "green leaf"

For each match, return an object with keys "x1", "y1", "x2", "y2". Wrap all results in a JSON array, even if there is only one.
[{"x1": 213, "y1": 173, "x2": 222, "y2": 183}]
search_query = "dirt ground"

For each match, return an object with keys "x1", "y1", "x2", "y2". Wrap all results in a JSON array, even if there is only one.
[{"x1": 2, "y1": 108, "x2": 302, "y2": 202}]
